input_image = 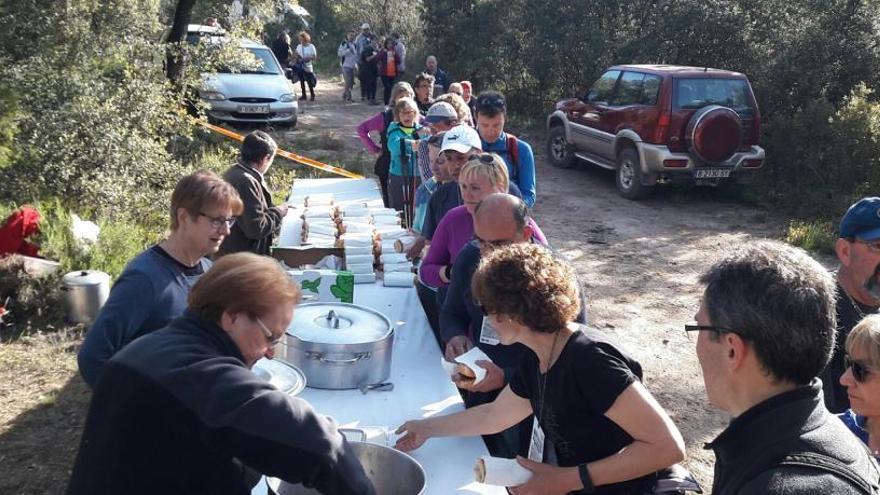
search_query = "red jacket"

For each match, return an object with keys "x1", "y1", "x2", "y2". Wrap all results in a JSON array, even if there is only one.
[{"x1": 0, "y1": 205, "x2": 40, "y2": 257}]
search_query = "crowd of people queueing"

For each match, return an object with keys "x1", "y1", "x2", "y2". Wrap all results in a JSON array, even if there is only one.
[{"x1": 60, "y1": 25, "x2": 880, "y2": 490}]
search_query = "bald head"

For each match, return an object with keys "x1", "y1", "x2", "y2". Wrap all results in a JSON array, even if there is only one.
[{"x1": 473, "y1": 193, "x2": 532, "y2": 246}]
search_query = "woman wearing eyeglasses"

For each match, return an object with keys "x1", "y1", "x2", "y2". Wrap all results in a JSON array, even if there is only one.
[
  {"x1": 419, "y1": 153, "x2": 546, "y2": 301},
  {"x1": 68, "y1": 253, "x2": 376, "y2": 495},
  {"x1": 77, "y1": 170, "x2": 243, "y2": 389},
  {"x1": 397, "y1": 244, "x2": 685, "y2": 494},
  {"x1": 839, "y1": 314, "x2": 880, "y2": 457}
]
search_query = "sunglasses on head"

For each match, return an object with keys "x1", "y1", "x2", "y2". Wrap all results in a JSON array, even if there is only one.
[
  {"x1": 467, "y1": 153, "x2": 496, "y2": 164},
  {"x1": 476, "y1": 95, "x2": 505, "y2": 109},
  {"x1": 846, "y1": 355, "x2": 873, "y2": 383}
]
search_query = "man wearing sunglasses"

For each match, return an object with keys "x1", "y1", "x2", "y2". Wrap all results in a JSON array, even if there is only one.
[
  {"x1": 439, "y1": 193, "x2": 585, "y2": 457},
  {"x1": 474, "y1": 90, "x2": 537, "y2": 207},
  {"x1": 693, "y1": 240, "x2": 879, "y2": 494},
  {"x1": 822, "y1": 197, "x2": 880, "y2": 413},
  {"x1": 219, "y1": 131, "x2": 289, "y2": 256}
]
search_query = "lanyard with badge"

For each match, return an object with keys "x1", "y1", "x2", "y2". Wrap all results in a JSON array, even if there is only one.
[
  {"x1": 528, "y1": 331, "x2": 560, "y2": 462},
  {"x1": 479, "y1": 316, "x2": 501, "y2": 345}
]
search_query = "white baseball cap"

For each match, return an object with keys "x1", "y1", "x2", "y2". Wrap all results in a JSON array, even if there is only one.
[
  {"x1": 361, "y1": 23, "x2": 371, "y2": 29},
  {"x1": 441, "y1": 125, "x2": 482, "y2": 154},
  {"x1": 425, "y1": 102, "x2": 457, "y2": 124}
]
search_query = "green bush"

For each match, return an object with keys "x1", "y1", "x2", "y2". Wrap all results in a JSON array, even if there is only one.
[
  {"x1": 752, "y1": 84, "x2": 880, "y2": 218},
  {"x1": 784, "y1": 220, "x2": 836, "y2": 254}
]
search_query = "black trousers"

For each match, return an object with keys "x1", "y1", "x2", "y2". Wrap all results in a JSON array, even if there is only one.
[
  {"x1": 362, "y1": 73, "x2": 378, "y2": 101},
  {"x1": 416, "y1": 281, "x2": 443, "y2": 352},
  {"x1": 381, "y1": 75, "x2": 396, "y2": 105},
  {"x1": 299, "y1": 72, "x2": 316, "y2": 97}
]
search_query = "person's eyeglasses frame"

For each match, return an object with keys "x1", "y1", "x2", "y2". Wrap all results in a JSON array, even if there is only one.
[
  {"x1": 254, "y1": 316, "x2": 285, "y2": 347},
  {"x1": 847, "y1": 237, "x2": 880, "y2": 253},
  {"x1": 845, "y1": 354, "x2": 873, "y2": 383},
  {"x1": 200, "y1": 212, "x2": 236, "y2": 230},
  {"x1": 683, "y1": 324, "x2": 745, "y2": 341}
]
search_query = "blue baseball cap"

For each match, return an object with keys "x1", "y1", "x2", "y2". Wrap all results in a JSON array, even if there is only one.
[{"x1": 840, "y1": 197, "x2": 880, "y2": 240}]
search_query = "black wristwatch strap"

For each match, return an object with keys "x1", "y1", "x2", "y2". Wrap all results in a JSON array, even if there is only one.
[{"x1": 578, "y1": 464, "x2": 596, "y2": 493}]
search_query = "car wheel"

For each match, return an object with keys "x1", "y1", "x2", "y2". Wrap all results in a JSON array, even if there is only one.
[
  {"x1": 616, "y1": 148, "x2": 650, "y2": 200},
  {"x1": 546, "y1": 126, "x2": 576, "y2": 169}
]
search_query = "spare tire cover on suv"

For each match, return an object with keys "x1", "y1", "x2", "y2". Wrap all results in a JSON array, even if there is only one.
[{"x1": 685, "y1": 105, "x2": 742, "y2": 164}]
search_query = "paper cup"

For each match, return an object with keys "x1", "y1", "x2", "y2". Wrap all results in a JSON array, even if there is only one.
[
  {"x1": 383, "y1": 262, "x2": 413, "y2": 273},
  {"x1": 383, "y1": 271, "x2": 416, "y2": 287},
  {"x1": 380, "y1": 253, "x2": 408, "y2": 264}
]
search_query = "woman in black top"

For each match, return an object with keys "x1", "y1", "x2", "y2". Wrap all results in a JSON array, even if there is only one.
[{"x1": 396, "y1": 243, "x2": 685, "y2": 494}]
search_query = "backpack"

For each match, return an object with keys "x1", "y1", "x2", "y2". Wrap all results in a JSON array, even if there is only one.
[
  {"x1": 733, "y1": 451, "x2": 880, "y2": 494},
  {"x1": 505, "y1": 134, "x2": 520, "y2": 184}
]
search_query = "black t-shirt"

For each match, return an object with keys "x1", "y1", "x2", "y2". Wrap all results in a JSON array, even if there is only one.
[
  {"x1": 151, "y1": 245, "x2": 205, "y2": 277},
  {"x1": 822, "y1": 281, "x2": 878, "y2": 413},
  {"x1": 509, "y1": 326, "x2": 642, "y2": 469}
]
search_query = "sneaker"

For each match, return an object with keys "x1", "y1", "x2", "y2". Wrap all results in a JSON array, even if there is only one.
[{"x1": 298, "y1": 95, "x2": 307, "y2": 101}]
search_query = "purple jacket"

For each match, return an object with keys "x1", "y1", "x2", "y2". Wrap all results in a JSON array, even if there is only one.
[{"x1": 419, "y1": 205, "x2": 547, "y2": 288}]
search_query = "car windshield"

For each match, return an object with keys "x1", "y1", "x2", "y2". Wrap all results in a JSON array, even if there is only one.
[
  {"x1": 218, "y1": 47, "x2": 281, "y2": 75},
  {"x1": 674, "y1": 78, "x2": 752, "y2": 113}
]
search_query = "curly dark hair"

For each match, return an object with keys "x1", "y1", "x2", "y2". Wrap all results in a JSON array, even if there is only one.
[{"x1": 472, "y1": 243, "x2": 580, "y2": 333}]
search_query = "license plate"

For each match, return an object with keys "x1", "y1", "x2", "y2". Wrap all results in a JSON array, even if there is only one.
[
  {"x1": 694, "y1": 169, "x2": 731, "y2": 179},
  {"x1": 237, "y1": 105, "x2": 269, "y2": 114}
]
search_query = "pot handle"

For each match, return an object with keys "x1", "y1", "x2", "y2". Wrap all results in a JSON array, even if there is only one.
[
  {"x1": 307, "y1": 351, "x2": 371, "y2": 364},
  {"x1": 338, "y1": 427, "x2": 367, "y2": 442}
]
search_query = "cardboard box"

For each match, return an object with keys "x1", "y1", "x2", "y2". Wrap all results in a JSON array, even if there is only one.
[
  {"x1": 272, "y1": 246, "x2": 344, "y2": 269},
  {"x1": 287, "y1": 269, "x2": 354, "y2": 303}
]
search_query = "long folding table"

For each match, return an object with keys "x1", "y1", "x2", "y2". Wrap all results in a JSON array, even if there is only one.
[{"x1": 251, "y1": 179, "x2": 505, "y2": 494}]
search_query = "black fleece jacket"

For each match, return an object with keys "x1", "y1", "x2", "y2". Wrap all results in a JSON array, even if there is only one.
[{"x1": 67, "y1": 310, "x2": 375, "y2": 495}]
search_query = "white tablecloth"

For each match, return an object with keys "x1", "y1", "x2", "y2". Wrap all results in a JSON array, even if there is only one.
[{"x1": 254, "y1": 179, "x2": 504, "y2": 494}]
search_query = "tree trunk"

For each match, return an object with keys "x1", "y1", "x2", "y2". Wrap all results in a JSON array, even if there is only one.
[{"x1": 165, "y1": 0, "x2": 197, "y2": 86}]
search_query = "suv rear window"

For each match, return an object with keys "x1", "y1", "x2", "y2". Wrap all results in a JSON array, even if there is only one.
[{"x1": 674, "y1": 78, "x2": 752, "y2": 111}]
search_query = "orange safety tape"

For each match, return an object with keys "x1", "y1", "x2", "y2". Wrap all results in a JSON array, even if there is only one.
[{"x1": 199, "y1": 121, "x2": 364, "y2": 179}]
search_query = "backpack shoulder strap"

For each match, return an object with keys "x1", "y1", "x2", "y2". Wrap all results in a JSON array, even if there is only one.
[
  {"x1": 506, "y1": 134, "x2": 519, "y2": 183},
  {"x1": 735, "y1": 451, "x2": 876, "y2": 494}
]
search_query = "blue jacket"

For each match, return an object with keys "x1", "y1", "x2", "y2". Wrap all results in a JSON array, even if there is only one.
[
  {"x1": 387, "y1": 121, "x2": 422, "y2": 176},
  {"x1": 481, "y1": 132, "x2": 537, "y2": 207},
  {"x1": 77, "y1": 247, "x2": 211, "y2": 388}
]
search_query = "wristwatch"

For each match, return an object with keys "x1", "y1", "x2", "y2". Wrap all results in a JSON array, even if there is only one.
[{"x1": 578, "y1": 464, "x2": 596, "y2": 493}]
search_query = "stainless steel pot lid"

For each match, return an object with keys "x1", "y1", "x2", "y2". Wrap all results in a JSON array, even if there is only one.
[
  {"x1": 288, "y1": 302, "x2": 392, "y2": 345},
  {"x1": 61, "y1": 270, "x2": 110, "y2": 287},
  {"x1": 252, "y1": 358, "x2": 307, "y2": 396}
]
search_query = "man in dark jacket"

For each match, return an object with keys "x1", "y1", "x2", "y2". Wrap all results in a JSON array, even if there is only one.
[
  {"x1": 67, "y1": 253, "x2": 375, "y2": 495},
  {"x1": 822, "y1": 197, "x2": 880, "y2": 413},
  {"x1": 219, "y1": 131, "x2": 288, "y2": 256},
  {"x1": 694, "y1": 240, "x2": 880, "y2": 494}
]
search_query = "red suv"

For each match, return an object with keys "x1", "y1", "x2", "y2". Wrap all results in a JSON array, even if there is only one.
[{"x1": 546, "y1": 65, "x2": 765, "y2": 199}]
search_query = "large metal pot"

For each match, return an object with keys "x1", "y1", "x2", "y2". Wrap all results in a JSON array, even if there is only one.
[
  {"x1": 61, "y1": 270, "x2": 110, "y2": 324},
  {"x1": 278, "y1": 302, "x2": 393, "y2": 389},
  {"x1": 272, "y1": 441, "x2": 426, "y2": 495}
]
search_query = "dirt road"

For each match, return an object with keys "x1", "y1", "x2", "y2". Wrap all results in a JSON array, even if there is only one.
[{"x1": 298, "y1": 78, "x2": 794, "y2": 488}]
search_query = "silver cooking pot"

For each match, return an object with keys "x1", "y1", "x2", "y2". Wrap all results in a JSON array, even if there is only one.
[
  {"x1": 61, "y1": 270, "x2": 110, "y2": 324},
  {"x1": 271, "y1": 441, "x2": 426, "y2": 495},
  {"x1": 278, "y1": 302, "x2": 393, "y2": 389}
]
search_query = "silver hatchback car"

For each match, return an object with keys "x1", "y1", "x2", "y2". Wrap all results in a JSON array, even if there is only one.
[{"x1": 199, "y1": 39, "x2": 298, "y2": 127}]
